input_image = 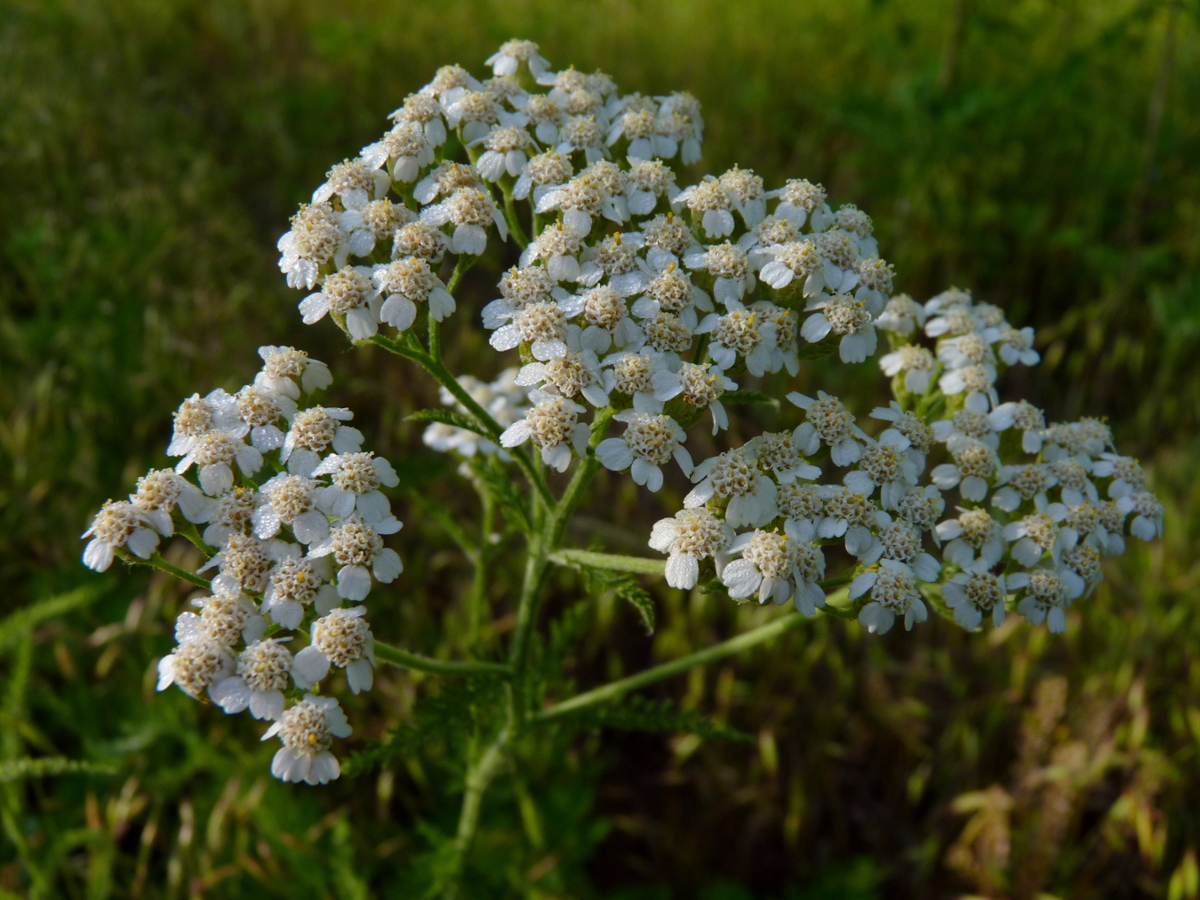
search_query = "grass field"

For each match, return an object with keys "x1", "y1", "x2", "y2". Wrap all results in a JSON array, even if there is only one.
[{"x1": 1, "y1": 0, "x2": 1198, "y2": 896}]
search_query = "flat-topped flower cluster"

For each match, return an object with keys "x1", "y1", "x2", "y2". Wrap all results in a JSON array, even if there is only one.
[
  {"x1": 652, "y1": 286, "x2": 1163, "y2": 634},
  {"x1": 83, "y1": 346, "x2": 400, "y2": 784},
  {"x1": 276, "y1": 39, "x2": 894, "y2": 486}
]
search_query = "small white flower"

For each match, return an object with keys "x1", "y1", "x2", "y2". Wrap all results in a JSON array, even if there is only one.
[
  {"x1": 499, "y1": 392, "x2": 590, "y2": 473},
  {"x1": 373, "y1": 257, "x2": 456, "y2": 330},
  {"x1": 931, "y1": 393, "x2": 1009, "y2": 451},
  {"x1": 156, "y1": 637, "x2": 235, "y2": 699},
  {"x1": 173, "y1": 588, "x2": 267, "y2": 649},
  {"x1": 277, "y1": 203, "x2": 347, "y2": 291},
  {"x1": 312, "y1": 452, "x2": 399, "y2": 525},
  {"x1": 199, "y1": 485, "x2": 263, "y2": 547},
  {"x1": 1002, "y1": 505, "x2": 1069, "y2": 567},
  {"x1": 801, "y1": 294, "x2": 877, "y2": 364},
  {"x1": 1010, "y1": 567, "x2": 1083, "y2": 633},
  {"x1": 256, "y1": 346, "x2": 333, "y2": 400},
  {"x1": 519, "y1": 221, "x2": 587, "y2": 282},
  {"x1": 1117, "y1": 491, "x2": 1164, "y2": 541},
  {"x1": 485, "y1": 39, "x2": 550, "y2": 79},
  {"x1": 234, "y1": 384, "x2": 294, "y2": 453},
  {"x1": 765, "y1": 178, "x2": 827, "y2": 228},
  {"x1": 860, "y1": 513, "x2": 941, "y2": 582},
  {"x1": 167, "y1": 389, "x2": 243, "y2": 458},
  {"x1": 990, "y1": 324, "x2": 1040, "y2": 367},
  {"x1": 596, "y1": 411, "x2": 692, "y2": 491},
  {"x1": 850, "y1": 559, "x2": 928, "y2": 635},
  {"x1": 81, "y1": 500, "x2": 160, "y2": 572},
  {"x1": 281, "y1": 406, "x2": 364, "y2": 477},
  {"x1": 757, "y1": 239, "x2": 825, "y2": 293},
  {"x1": 130, "y1": 467, "x2": 209, "y2": 535},
  {"x1": 254, "y1": 474, "x2": 330, "y2": 544},
  {"x1": 649, "y1": 507, "x2": 734, "y2": 590},
  {"x1": 292, "y1": 607, "x2": 376, "y2": 694},
  {"x1": 1091, "y1": 454, "x2": 1146, "y2": 499},
  {"x1": 601, "y1": 348, "x2": 668, "y2": 413},
  {"x1": 174, "y1": 430, "x2": 264, "y2": 496},
  {"x1": 683, "y1": 242, "x2": 754, "y2": 308},
  {"x1": 722, "y1": 523, "x2": 826, "y2": 615},
  {"x1": 515, "y1": 344, "x2": 609, "y2": 408},
  {"x1": 718, "y1": 166, "x2": 766, "y2": 229},
  {"x1": 311, "y1": 158, "x2": 391, "y2": 208},
  {"x1": 472, "y1": 124, "x2": 534, "y2": 182},
  {"x1": 843, "y1": 439, "x2": 919, "y2": 510},
  {"x1": 817, "y1": 486, "x2": 879, "y2": 559},
  {"x1": 556, "y1": 114, "x2": 608, "y2": 164},
  {"x1": 199, "y1": 534, "x2": 291, "y2": 596},
  {"x1": 930, "y1": 439, "x2": 997, "y2": 502},
  {"x1": 673, "y1": 177, "x2": 735, "y2": 239},
  {"x1": 263, "y1": 695, "x2": 352, "y2": 785},
  {"x1": 942, "y1": 563, "x2": 1009, "y2": 630},
  {"x1": 298, "y1": 266, "x2": 382, "y2": 341},
  {"x1": 879, "y1": 345, "x2": 937, "y2": 395},
  {"x1": 651, "y1": 362, "x2": 737, "y2": 435},
  {"x1": 211, "y1": 639, "x2": 294, "y2": 721},
  {"x1": 685, "y1": 448, "x2": 778, "y2": 529},
  {"x1": 747, "y1": 432, "x2": 821, "y2": 484},
  {"x1": 936, "y1": 507, "x2": 1005, "y2": 568},
  {"x1": 788, "y1": 392, "x2": 867, "y2": 467},
  {"x1": 991, "y1": 463, "x2": 1057, "y2": 513},
  {"x1": 875, "y1": 294, "x2": 926, "y2": 336},
  {"x1": 696, "y1": 309, "x2": 774, "y2": 376},
  {"x1": 262, "y1": 555, "x2": 339, "y2": 630},
  {"x1": 307, "y1": 516, "x2": 403, "y2": 601},
  {"x1": 420, "y1": 187, "x2": 508, "y2": 256},
  {"x1": 870, "y1": 402, "x2": 935, "y2": 473}
]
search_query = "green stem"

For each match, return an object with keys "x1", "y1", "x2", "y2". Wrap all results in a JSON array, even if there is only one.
[
  {"x1": 446, "y1": 724, "x2": 510, "y2": 894},
  {"x1": 176, "y1": 519, "x2": 216, "y2": 557},
  {"x1": 501, "y1": 185, "x2": 529, "y2": 249},
  {"x1": 549, "y1": 549, "x2": 666, "y2": 576},
  {"x1": 373, "y1": 640, "x2": 510, "y2": 678},
  {"x1": 133, "y1": 553, "x2": 210, "y2": 590},
  {"x1": 445, "y1": 255, "x2": 475, "y2": 295},
  {"x1": 468, "y1": 492, "x2": 496, "y2": 649},
  {"x1": 535, "y1": 608, "x2": 813, "y2": 723}
]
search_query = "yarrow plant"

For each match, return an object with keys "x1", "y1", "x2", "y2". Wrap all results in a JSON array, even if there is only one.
[{"x1": 85, "y1": 38, "x2": 1162, "y2": 887}]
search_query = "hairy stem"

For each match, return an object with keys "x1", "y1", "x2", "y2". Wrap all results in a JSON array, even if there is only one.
[
  {"x1": 549, "y1": 549, "x2": 666, "y2": 576},
  {"x1": 373, "y1": 640, "x2": 510, "y2": 678},
  {"x1": 446, "y1": 724, "x2": 511, "y2": 896},
  {"x1": 468, "y1": 492, "x2": 496, "y2": 649},
  {"x1": 133, "y1": 553, "x2": 210, "y2": 590}
]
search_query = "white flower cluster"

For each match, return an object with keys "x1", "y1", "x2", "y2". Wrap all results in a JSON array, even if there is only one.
[
  {"x1": 653, "y1": 288, "x2": 1163, "y2": 636},
  {"x1": 279, "y1": 40, "x2": 897, "y2": 483},
  {"x1": 82, "y1": 346, "x2": 401, "y2": 784}
]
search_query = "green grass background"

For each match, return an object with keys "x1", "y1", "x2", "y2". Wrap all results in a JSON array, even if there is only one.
[{"x1": 1, "y1": 0, "x2": 1199, "y2": 896}]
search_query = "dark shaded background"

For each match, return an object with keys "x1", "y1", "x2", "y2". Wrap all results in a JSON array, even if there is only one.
[{"x1": 1, "y1": 0, "x2": 1198, "y2": 897}]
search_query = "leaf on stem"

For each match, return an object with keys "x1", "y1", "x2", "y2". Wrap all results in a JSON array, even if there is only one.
[{"x1": 581, "y1": 565, "x2": 655, "y2": 634}]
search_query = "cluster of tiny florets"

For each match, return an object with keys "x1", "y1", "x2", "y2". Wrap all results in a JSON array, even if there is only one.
[{"x1": 85, "y1": 348, "x2": 401, "y2": 785}]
